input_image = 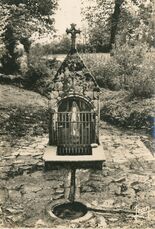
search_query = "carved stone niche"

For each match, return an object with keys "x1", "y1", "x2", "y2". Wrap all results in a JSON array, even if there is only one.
[{"x1": 43, "y1": 24, "x2": 105, "y2": 169}]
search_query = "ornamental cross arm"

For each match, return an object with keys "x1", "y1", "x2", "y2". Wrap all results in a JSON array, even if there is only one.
[{"x1": 66, "y1": 23, "x2": 81, "y2": 50}]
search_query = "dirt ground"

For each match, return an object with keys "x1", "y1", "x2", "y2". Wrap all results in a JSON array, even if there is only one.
[{"x1": 0, "y1": 85, "x2": 155, "y2": 228}]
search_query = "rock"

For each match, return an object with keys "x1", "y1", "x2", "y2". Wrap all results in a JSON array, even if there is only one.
[
  {"x1": 22, "y1": 165, "x2": 33, "y2": 170},
  {"x1": 36, "y1": 162, "x2": 43, "y2": 167},
  {"x1": 11, "y1": 214, "x2": 24, "y2": 223},
  {"x1": 23, "y1": 191, "x2": 36, "y2": 200},
  {"x1": 30, "y1": 171, "x2": 42, "y2": 178},
  {"x1": 14, "y1": 184, "x2": 24, "y2": 191},
  {"x1": 55, "y1": 188, "x2": 64, "y2": 194},
  {"x1": 113, "y1": 177, "x2": 126, "y2": 183},
  {"x1": 102, "y1": 170, "x2": 109, "y2": 177},
  {"x1": 0, "y1": 166, "x2": 11, "y2": 180},
  {"x1": 128, "y1": 174, "x2": 149, "y2": 185},
  {"x1": 35, "y1": 219, "x2": 48, "y2": 227},
  {"x1": 132, "y1": 184, "x2": 144, "y2": 193},
  {"x1": 90, "y1": 174, "x2": 104, "y2": 181},
  {"x1": 53, "y1": 194, "x2": 64, "y2": 200},
  {"x1": 92, "y1": 200, "x2": 98, "y2": 207},
  {"x1": 44, "y1": 180, "x2": 64, "y2": 188},
  {"x1": 108, "y1": 217, "x2": 119, "y2": 222},
  {"x1": 13, "y1": 160, "x2": 25, "y2": 165},
  {"x1": 32, "y1": 155, "x2": 42, "y2": 159},
  {"x1": 24, "y1": 186, "x2": 42, "y2": 194},
  {"x1": 8, "y1": 190, "x2": 22, "y2": 202},
  {"x1": 121, "y1": 183, "x2": 128, "y2": 193},
  {"x1": 98, "y1": 216, "x2": 108, "y2": 228},
  {"x1": 4, "y1": 155, "x2": 16, "y2": 160},
  {"x1": 12, "y1": 151, "x2": 20, "y2": 157},
  {"x1": 6, "y1": 207, "x2": 23, "y2": 214},
  {"x1": 18, "y1": 151, "x2": 32, "y2": 156},
  {"x1": 0, "y1": 188, "x2": 8, "y2": 204},
  {"x1": 85, "y1": 216, "x2": 98, "y2": 228},
  {"x1": 81, "y1": 185, "x2": 95, "y2": 193},
  {"x1": 114, "y1": 164, "x2": 120, "y2": 169},
  {"x1": 122, "y1": 188, "x2": 135, "y2": 198},
  {"x1": 101, "y1": 199, "x2": 115, "y2": 208},
  {"x1": 136, "y1": 191, "x2": 146, "y2": 200},
  {"x1": 115, "y1": 186, "x2": 122, "y2": 196}
]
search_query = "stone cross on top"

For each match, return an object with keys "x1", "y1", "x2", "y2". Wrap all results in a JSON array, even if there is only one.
[{"x1": 66, "y1": 23, "x2": 81, "y2": 51}]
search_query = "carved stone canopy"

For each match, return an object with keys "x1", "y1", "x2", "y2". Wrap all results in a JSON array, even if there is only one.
[{"x1": 51, "y1": 24, "x2": 100, "y2": 105}]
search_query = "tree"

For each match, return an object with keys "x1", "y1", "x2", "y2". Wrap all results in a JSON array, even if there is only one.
[
  {"x1": 0, "y1": 0, "x2": 58, "y2": 74},
  {"x1": 82, "y1": 0, "x2": 154, "y2": 51},
  {"x1": 82, "y1": 0, "x2": 114, "y2": 52},
  {"x1": 54, "y1": 35, "x2": 71, "y2": 54},
  {"x1": 110, "y1": 0, "x2": 124, "y2": 49}
]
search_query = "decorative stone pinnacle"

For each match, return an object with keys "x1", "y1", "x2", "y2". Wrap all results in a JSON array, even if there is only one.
[{"x1": 66, "y1": 23, "x2": 81, "y2": 51}]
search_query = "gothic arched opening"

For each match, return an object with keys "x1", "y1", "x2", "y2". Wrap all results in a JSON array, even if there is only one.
[{"x1": 56, "y1": 96, "x2": 96, "y2": 155}]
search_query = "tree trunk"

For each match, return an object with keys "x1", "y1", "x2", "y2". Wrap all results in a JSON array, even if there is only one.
[{"x1": 109, "y1": 0, "x2": 124, "y2": 49}]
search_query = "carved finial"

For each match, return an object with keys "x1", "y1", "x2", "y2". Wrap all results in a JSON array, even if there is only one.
[{"x1": 66, "y1": 23, "x2": 81, "y2": 51}]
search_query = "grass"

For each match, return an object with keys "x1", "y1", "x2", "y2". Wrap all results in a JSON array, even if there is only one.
[
  {"x1": 0, "y1": 85, "x2": 49, "y2": 142},
  {"x1": 45, "y1": 52, "x2": 111, "y2": 63}
]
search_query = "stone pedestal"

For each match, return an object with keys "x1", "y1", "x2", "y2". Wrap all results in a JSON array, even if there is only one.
[{"x1": 43, "y1": 144, "x2": 106, "y2": 170}]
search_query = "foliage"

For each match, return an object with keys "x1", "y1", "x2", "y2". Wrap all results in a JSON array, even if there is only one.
[
  {"x1": 24, "y1": 43, "x2": 61, "y2": 96},
  {"x1": 0, "y1": 0, "x2": 58, "y2": 74},
  {"x1": 116, "y1": 0, "x2": 154, "y2": 46},
  {"x1": 100, "y1": 89, "x2": 154, "y2": 131},
  {"x1": 82, "y1": 53, "x2": 120, "y2": 90},
  {"x1": 82, "y1": 0, "x2": 154, "y2": 50},
  {"x1": 48, "y1": 35, "x2": 71, "y2": 54},
  {"x1": 43, "y1": 35, "x2": 93, "y2": 54},
  {"x1": 82, "y1": 0, "x2": 114, "y2": 51},
  {"x1": 83, "y1": 52, "x2": 124, "y2": 90},
  {"x1": 82, "y1": 43, "x2": 155, "y2": 98},
  {"x1": 28, "y1": 44, "x2": 52, "y2": 77},
  {"x1": 129, "y1": 54, "x2": 155, "y2": 98},
  {"x1": 111, "y1": 42, "x2": 155, "y2": 98},
  {"x1": 110, "y1": 42, "x2": 148, "y2": 85},
  {"x1": 0, "y1": 44, "x2": 6, "y2": 60},
  {"x1": 0, "y1": 0, "x2": 57, "y2": 21},
  {"x1": 41, "y1": 35, "x2": 90, "y2": 54}
]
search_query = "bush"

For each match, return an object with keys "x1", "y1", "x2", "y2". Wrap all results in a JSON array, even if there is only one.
[
  {"x1": 82, "y1": 43, "x2": 154, "y2": 98},
  {"x1": 82, "y1": 53, "x2": 120, "y2": 90},
  {"x1": 82, "y1": 52, "x2": 129, "y2": 90},
  {"x1": 129, "y1": 54, "x2": 155, "y2": 98},
  {"x1": 100, "y1": 89, "x2": 154, "y2": 131},
  {"x1": 24, "y1": 43, "x2": 61, "y2": 96}
]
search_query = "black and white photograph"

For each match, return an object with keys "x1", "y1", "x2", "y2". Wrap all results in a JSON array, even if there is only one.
[{"x1": 0, "y1": 0, "x2": 155, "y2": 228}]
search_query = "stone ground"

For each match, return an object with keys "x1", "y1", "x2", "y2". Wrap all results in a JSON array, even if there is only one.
[{"x1": 0, "y1": 85, "x2": 155, "y2": 228}]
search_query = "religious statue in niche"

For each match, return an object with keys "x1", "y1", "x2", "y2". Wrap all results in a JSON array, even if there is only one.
[{"x1": 70, "y1": 101, "x2": 80, "y2": 143}]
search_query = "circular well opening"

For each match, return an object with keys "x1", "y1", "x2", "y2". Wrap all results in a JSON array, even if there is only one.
[{"x1": 52, "y1": 201, "x2": 88, "y2": 220}]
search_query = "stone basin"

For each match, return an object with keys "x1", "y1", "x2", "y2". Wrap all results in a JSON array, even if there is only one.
[{"x1": 52, "y1": 201, "x2": 88, "y2": 220}]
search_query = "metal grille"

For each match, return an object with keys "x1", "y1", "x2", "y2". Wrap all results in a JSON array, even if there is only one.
[{"x1": 56, "y1": 112, "x2": 96, "y2": 155}]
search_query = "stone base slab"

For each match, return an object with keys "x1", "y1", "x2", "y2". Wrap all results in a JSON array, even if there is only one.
[{"x1": 43, "y1": 144, "x2": 105, "y2": 170}]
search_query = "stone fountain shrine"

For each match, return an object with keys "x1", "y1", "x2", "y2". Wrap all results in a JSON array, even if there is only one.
[{"x1": 43, "y1": 24, "x2": 105, "y2": 169}]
